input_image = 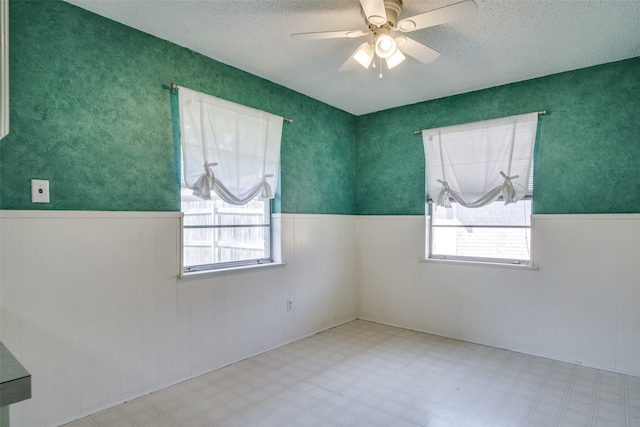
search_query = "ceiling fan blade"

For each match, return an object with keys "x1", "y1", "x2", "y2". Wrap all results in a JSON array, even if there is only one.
[
  {"x1": 291, "y1": 29, "x2": 368, "y2": 40},
  {"x1": 396, "y1": 0, "x2": 477, "y2": 32},
  {"x1": 360, "y1": 0, "x2": 388, "y2": 26},
  {"x1": 395, "y1": 36, "x2": 440, "y2": 64}
]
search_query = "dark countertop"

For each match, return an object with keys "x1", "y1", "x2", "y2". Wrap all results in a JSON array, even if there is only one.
[{"x1": 0, "y1": 342, "x2": 31, "y2": 407}]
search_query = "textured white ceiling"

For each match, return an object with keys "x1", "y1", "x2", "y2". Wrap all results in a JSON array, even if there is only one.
[{"x1": 65, "y1": 0, "x2": 640, "y2": 115}]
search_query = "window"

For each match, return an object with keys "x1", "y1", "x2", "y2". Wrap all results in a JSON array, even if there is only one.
[
  {"x1": 176, "y1": 86, "x2": 283, "y2": 273},
  {"x1": 422, "y1": 112, "x2": 539, "y2": 266}
]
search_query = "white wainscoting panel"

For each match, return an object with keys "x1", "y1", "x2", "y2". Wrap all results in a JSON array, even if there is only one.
[
  {"x1": 293, "y1": 215, "x2": 358, "y2": 340},
  {"x1": 0, "y1": 211, "x2": 357, "y2": 427},
  {"x1": 5, "y1": 210, "x2": 635, "y2": 426},
  {"x1": 357, "y1": 214, "x2": 640, "y2": 377}
]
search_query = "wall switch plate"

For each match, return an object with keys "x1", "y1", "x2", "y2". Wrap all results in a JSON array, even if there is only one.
[{"x1": 31, "y1": 179, "x2": 50, "y2": 203}]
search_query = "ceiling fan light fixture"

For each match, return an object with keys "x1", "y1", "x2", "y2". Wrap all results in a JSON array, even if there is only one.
[
  {"x1": 386, "y1": 49, "x2": 406, "y2": 69},
  {"x1": 374, "y1": 29, "x2": 397, "y2": 59},
  {"x1": 353, "y1": 42, "x2": 375, "y2": 68}
]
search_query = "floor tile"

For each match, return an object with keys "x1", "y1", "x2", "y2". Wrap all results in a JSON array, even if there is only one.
[{"x1": 63, "y1": 320, "x2": 640, "y2": 427}]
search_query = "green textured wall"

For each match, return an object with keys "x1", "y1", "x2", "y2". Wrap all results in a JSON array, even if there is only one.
[
  {"x1": 1, "y1": 0, "x2": 357, "y2": 214},
  {"x1": 356, "y1": 57, "x2": 640, "y2": 215},
  {"x1": 3, "y1": 1, "x2": 638, "y2": 216}
]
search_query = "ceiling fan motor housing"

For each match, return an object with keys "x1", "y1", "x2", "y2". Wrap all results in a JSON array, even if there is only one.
[
  {"x1": 362, "y1": 0, "x2": 403, "y2": 28},
  {"x1": 383, "y1": 0, "x2": 402, "y2": 27}
]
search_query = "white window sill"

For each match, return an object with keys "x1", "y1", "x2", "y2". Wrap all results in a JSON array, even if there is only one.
[
  {"x1": 178, "y1": 262, "x2": 287, "y2": 279},
  {"x1": 420, "y1": 258, "x2": 538, "y2": 270}
]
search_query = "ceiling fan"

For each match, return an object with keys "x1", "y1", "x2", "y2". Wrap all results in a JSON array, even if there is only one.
[{"x1": 291, "y1": 0, "x2": 477, "y2": 76}]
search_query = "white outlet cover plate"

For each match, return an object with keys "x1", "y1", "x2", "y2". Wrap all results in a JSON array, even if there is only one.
[{"x1": 31, "y1": 179, "x2": 50, "y2": 203}]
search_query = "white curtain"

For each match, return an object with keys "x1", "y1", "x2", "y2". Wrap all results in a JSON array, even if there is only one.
[
  {"x1": 178, "y1": 86, "x2": 283, "y2": 205},
  {"x1": 422, "y1": 112, "x2": 538, "y2": 208}
]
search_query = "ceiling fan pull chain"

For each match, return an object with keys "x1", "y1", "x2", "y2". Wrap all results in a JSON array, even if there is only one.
[{"x1": 379, "y1": 57, "x2": 383, "y2": 79}]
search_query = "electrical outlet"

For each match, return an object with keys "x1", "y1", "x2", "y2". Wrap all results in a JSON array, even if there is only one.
[
  {"x1": 287, "y1": 300, "x2": 293, "y2": 312},
  {"x1": 31, "y1": 179, "x2": 50, "y2": 203}
]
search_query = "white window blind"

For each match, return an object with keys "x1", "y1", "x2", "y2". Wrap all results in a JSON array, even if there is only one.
[
  {"x1": 422, "y1": 113, "x2": 538, "y2": 208},
  {"x1": 178, "y1": 86, "x2": 283, "y2": 205}
]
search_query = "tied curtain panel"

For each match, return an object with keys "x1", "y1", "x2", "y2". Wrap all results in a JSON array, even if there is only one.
[
  {"x1": 178, "y1": 86, "x2": 283, "y2": 205},
  {"x1": 422, "y1": 112, "x2": 538, "y2": 208}
]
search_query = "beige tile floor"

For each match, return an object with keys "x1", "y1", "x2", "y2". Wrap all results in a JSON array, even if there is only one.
[{"x1": 65, "y1": 320, "x2": 640, "y2": 427}]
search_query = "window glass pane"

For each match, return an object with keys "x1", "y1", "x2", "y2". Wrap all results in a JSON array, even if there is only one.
[
  {"x1": 181, "y1": 188, "x2": 270, "y2": 268},
  {"x1": 181, "y1": 190, "x2": 270, "y2": 226},
  {"x1": 430, "y1": 200, "x2": 532, "y2": 262},
  {"x1": 432, "y1": 200, "x2": 531, "y2": 226},
  {"x1": 183, "y1": 225, "x2": 270, "y2": 267},
  {"x1": 431, "y1": 226, "x2": 531, "y2": 261}
]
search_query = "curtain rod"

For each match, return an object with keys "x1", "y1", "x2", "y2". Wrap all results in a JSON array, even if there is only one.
[
  {"x1": 162, "y1": 83, "x2": 293, "y2": 123},
  {"x1": 412, "y1": 110, "x2": 548, "y2": 135}
]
